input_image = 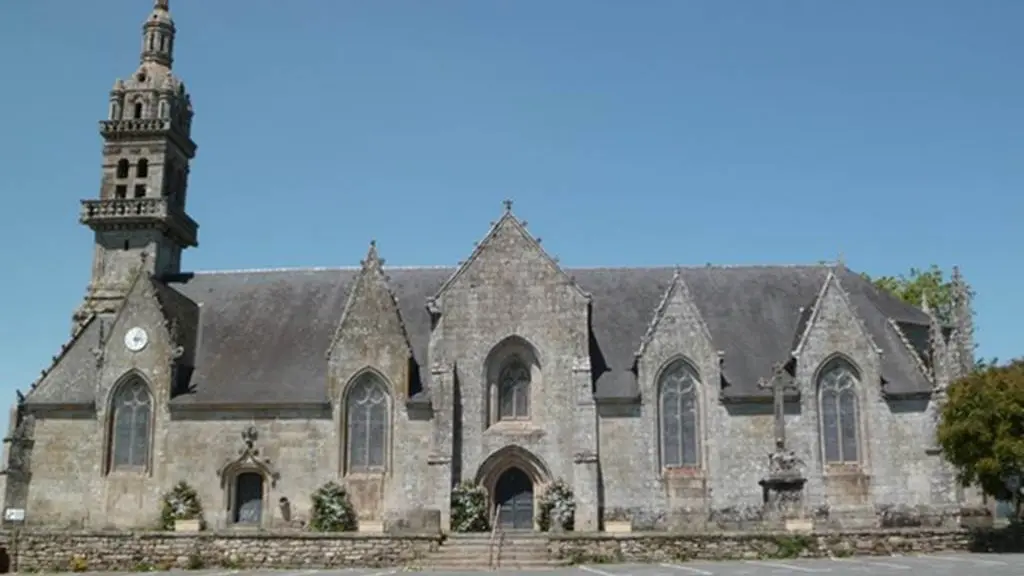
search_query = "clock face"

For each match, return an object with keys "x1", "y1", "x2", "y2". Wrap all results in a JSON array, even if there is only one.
[{"x1": 124, "y1": 327, "x2": 149, "y2": 352}]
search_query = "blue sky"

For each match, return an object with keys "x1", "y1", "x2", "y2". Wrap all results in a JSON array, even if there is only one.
[{"x1": 0, "y1": 0, "x2": 1020, "y2": 434}]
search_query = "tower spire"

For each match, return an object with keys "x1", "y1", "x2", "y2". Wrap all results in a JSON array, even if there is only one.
[
  {"x1": 73, "y1": 0, "x2": 197, "y2": 333},
  {"x1": 140, "y1": 0, "x2": 176, "y2": 69}
]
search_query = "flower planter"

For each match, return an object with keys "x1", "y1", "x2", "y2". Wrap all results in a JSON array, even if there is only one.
[
  {"x1": 604, "y1": 520, "x2": 632, "y2": 533},
  {"x1": 174, "y1": 518, "x2": 202, "y2": 532}
]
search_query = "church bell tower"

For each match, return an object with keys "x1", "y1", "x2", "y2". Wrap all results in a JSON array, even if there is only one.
[{"x1": 74, "y1": 0, "x2": 198, "y2": 331}]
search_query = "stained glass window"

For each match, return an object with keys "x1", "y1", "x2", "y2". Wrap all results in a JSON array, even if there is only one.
[
  {"x1": 111, "y1": 378, "x2": 152, "y2": 470},
  {"x1": 498, "y1": 359, "x2": 530, "y2": 421},
  {"x1": 659, "y1": 360, "x2": 700, "y2": 468},
  {"x1": 346, "y1": 374, "x2": 389, "y2": 472},
  {"x1": 819, "y1": 359, "x2": 860, "y2": 464}
]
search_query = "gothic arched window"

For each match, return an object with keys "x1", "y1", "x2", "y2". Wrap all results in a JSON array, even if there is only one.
[
  {"x1": 658, "y1": 359, "x2": 700, "y2": 468},
  {"x1": 109, "y1": 378, "x2": 152, "y2": 471},
  {"x1": 137, "y1": 158, "x2": 149, "y2": 178},
  {"x1": 818, "y1": 358, "x2": 860, "y2": 464},
  {"x1": 345, "y1": 374, "x2": 389, "y2": 473},
  {"x1": 116, "y1": 159, "x2": 130, "y2": 179},
  {"x1": 498, "y1": 358, "x2": 530, "y2": 421}
]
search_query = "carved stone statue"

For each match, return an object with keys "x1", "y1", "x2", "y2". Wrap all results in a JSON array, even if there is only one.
[{"x1": 768, "y1": 441, "x2": 804, "y2": 478}]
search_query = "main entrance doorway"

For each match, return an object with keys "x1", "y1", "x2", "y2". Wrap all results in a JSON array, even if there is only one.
[{"x1": 495, "y1": 467, "x2": 533, "y2": 530}]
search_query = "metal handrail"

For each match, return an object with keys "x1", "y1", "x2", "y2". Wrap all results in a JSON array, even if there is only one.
[{"x1": 487, "y1": 506, "x2": 503, "y2": 570}]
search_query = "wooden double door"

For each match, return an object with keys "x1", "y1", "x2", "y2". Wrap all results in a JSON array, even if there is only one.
[{"x1": 495, "y1": 467, "x2": 533, "y2": 530}]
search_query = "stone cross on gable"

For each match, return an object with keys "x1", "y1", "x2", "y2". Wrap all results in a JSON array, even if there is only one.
[{"x1": 759, "y1": 362, "x2": 798, "y2": 451}]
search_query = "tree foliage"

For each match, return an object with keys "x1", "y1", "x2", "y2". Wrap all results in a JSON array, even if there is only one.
[
  {"x1": 937, "y1": 360, "x2": 1024, "y2": 514},
  {"x1": 865, "y1": 265, "x2": 956, "y2": 324},
  {"x1": 865, "y1": 265, "x2": 996, "y2": 369}
]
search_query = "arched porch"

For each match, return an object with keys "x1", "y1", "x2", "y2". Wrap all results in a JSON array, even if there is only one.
[{"x1": 474, "y1": 445, "x2": 552, "y2": 531}]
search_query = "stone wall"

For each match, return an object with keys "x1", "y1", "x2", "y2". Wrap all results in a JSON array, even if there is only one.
[
  {"x1": 2, "y1": 527, "x2": 1022, "y2": 572},
  {"x1": 0, "y1": 531, "x2": 441, "y2": 572},
  {"x1": 547, "y1": 529, "x2": 976, "y2": 563}
]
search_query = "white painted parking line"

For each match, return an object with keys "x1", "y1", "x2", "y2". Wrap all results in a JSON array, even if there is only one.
[
  {"x1": 744, "y1": 560, "x2": 831, "y2": 573},
  {"x1": 580, "y1": 566, "x2": 627, "y2": 576},
  {"x1": 361, "y1": 570, "x2": 399, "y2": 576},
  {"x1": 660, "y1": 563, "x2": 714, "y2": 576},
  {"x1": 200, "y1": 571, "x2": 239, "y2": 576},
  {"x1": 829, "y1": 557, "x2": 911, "y2": 570},
  {"x1": 917, "y1": 554, "x2": 1008, "y2": 566}
]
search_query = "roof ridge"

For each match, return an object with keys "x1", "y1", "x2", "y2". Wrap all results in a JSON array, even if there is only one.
[
  {"x1": 188, "y1": 265, "x2": 455, "y2": 275},
  {"x1": 568, "y1": 263, "x2": 832, "y2": 270},
  {"x1": 188, "y1": 263, "x2": 837, "y2": 275}
]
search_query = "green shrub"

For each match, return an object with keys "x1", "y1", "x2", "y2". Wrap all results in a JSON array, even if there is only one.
[
  {"x1": 450, "y1": 481, "x2": 489, "y2": 532},
  {"x1": 538, "y1": 478, "x2": 575, "y2": 532},
  {"x1": 309, "y1": 481, "x2": 358, "y2": 532},
  {"x1": 159, "y1": 481, "x2": 205, "y2": 531}
]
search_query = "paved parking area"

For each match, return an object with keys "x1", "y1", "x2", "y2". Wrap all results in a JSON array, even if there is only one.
[
  {"x1": 576, "y1": 553, "x2": 1024, "y2": 575},
  {"x1": 46, "y1": 554, "x2": 1024, "y2": 576}
]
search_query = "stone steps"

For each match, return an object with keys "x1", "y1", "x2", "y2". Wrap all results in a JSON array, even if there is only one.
[{"x1": 424, "y1": 533, "x2": 554, "y2": 570}]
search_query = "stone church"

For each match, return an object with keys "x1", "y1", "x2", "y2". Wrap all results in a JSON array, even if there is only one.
[{"x1": 4, "y1": 1, "x2": 978, "y2": 532}]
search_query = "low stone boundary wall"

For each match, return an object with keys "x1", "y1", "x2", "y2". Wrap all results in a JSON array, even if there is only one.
[
  {"x1": 547, "y1": 529, "x2": 977, "y2": 563},
  {"x1": 0, "y1": 527, "x2": 1020, "y2": 572},
  {"x1": 0, "y1": 531, "x2": 442, "y2": 572}
]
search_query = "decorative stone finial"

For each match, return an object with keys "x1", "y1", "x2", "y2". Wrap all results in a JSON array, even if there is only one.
[
  {"x1": 361, "y1": 240, "x2": 384, "y2": 270},
  {"x1": 242, "y1": 426, "x2": 257, "y2": 448},
  {"x1": 502, "y1": 199, "x2": 513, "y2": 213},
  {"x1": 154, "y1": 0, "x2": 169, "y2": 9}
]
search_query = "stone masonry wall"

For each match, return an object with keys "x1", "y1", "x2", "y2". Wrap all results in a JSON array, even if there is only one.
[
  {"x1": 0, "y1": 531, "x2": 441, "y2": 572},
  {"x1": 1, "y1": 527, "x2": 1019, "y2": 572},
  {"x1": 547, "y1": 529, "x2": 977, "y2": 564}
]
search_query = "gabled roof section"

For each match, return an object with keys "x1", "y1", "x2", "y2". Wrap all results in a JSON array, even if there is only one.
[
  {"x1": 430, "y1": 202, "x2": 590, "y2": 306},
  {"x1": 326, "y1": 241, "x2": 414, "y2": 359},
  {"x1": 789, "y1": 265, "x2": 932, "y2": 395},
  {"x1": 23, "y1": 315, "x2": 102, "y2": 407},
  {"x1": 634, "y1": 268, "x2": 715, "y2": 360}
]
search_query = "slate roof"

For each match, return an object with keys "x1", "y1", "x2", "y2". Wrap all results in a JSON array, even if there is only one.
[
  {"x1": 24, "y1": 264, "x2": 933, "y2": 407},
  {"x1": 24, "y1": 317, "x2": 103, "y2": 406}
]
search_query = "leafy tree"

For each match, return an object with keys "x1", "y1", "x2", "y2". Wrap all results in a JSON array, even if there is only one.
[
  {"x1": 937, "y1": 359, "x2": 1024, "y2": 518},
  {"x1": 865, "y1": 265, "x2": 957, "y2": 324},
  {"x1": 864, "y1": 265, "x2": 996, "y2": 369}
]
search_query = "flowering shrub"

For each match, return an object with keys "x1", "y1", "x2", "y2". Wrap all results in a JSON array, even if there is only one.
[
  {"x1": 160, "y1": 481, "x2": 205, "y2": 530},
  {"x1": 310, "y1": 481, "x2": 358, "y2": 532},
  {"x1": 450, "y1": 481, "x2": 490, "y2": 532},
  {"x1": 538, "y1": 479, "x2": 575, "y2": 532}
]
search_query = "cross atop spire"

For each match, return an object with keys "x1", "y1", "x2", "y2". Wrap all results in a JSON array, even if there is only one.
[{"x1": 502, "y1": 199, "x2": 514, "y2": 213}]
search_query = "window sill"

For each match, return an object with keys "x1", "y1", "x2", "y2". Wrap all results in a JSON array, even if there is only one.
[
  {"x1": 106, "y1": 467, "x2": 150, "y2": 478},
  {"x1": 486, "y1": 421, "x2": 544, "y2": 436},
  {"x1": 823, "y1": 463, "x2": 867, "y2": 478},
  {"x1": 345, "y1": 470, "x2": 387, "y2": 479},
  {"x1": 662, "y1": 466, "x2": 705, "y2": 479}
]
